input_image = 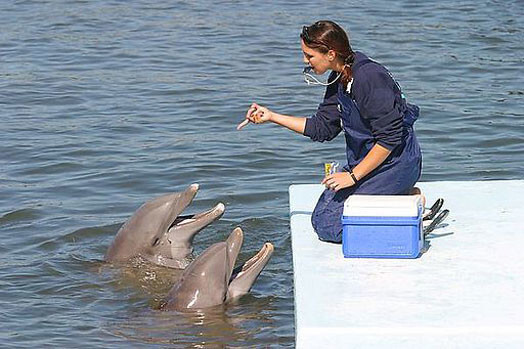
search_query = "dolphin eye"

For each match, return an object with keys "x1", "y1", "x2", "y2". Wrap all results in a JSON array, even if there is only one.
[{"x1": 152, "y1": 237, "x2": 160, "y2": 246}]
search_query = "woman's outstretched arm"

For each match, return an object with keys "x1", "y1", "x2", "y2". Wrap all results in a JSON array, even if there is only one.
[{"x1": 238, "y1": 103, "x2": 306, "y2": 134}]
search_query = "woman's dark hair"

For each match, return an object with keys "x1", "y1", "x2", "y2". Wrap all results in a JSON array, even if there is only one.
[{"x1": 300, "y1": 20, "x2": 355, "y2": 89}]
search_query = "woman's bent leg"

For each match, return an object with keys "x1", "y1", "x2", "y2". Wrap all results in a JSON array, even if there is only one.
[{"x1": 311, "y1": 187, "x2": 354, "y2": 243}]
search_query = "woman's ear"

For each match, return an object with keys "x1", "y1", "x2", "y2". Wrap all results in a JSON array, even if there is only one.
[{"x1": 327, "y1": 49, "x2": 337, "y2": 62}]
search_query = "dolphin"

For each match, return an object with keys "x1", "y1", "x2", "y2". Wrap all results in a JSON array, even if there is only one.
[
  {"x1": 105, "y1": 184, "x2": 225, "y2": 269},
  {"x1": 161, "y1": 227, "x2": 274, "y2": 311}
]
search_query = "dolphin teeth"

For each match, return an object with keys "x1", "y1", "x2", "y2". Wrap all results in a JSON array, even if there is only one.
[
  {"x1": 169, "y1": 203, "x2": 226, "y2": 230},
  {"x1": 233, "y1": 242, "x2": 274, "y2": 278},
  {"x1": 176, "y1": 218, "x2": 196, "y2": 226}
]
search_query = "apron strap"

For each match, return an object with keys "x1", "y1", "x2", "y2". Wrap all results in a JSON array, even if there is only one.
[
  {"x1": 348, "y1": 58, "x2": 374, "y2": 95},
  {"x1": 351, "y1": 58, "x2": 374, "y2": 73}
]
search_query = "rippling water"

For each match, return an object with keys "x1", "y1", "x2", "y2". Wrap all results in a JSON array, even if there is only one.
[{"x1": 1, "y1": 0, "x2": 523, "y2": 347}]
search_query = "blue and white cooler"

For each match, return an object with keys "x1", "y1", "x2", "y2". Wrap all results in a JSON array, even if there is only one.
[{"x1": 341, "y1": 195, "x2": 424, "y2": 258}]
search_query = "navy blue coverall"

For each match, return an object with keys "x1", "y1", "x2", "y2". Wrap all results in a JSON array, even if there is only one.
[{"x1": 304, "y1": 51, "x2": 422, "y2": 243}]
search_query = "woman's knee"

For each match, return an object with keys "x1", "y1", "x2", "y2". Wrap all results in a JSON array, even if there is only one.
[
  {"x1": 311, "y1": 192, "x2": 345, "y2": 243},
  {"x1": 311, "y1": 214, "x2": 342, "y2": 242}
]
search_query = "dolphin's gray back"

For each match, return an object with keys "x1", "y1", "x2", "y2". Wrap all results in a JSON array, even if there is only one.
[
  {"x1": 164, "y1": 242, "x2": 230, "y2": 310},
  {"x1": 105, "y1": 192, "x2": 187, "y2": 262}
]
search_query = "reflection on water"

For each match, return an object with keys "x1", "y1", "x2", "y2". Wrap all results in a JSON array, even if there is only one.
[
  {"x1": 110, "y1": 298, "x2": 278, "y2": 348},
  {"x1": 100, "y1": 258, "x2": 280, "y2": 348}
]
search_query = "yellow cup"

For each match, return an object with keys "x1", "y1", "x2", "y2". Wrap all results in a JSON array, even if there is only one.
[
  {"x1": 324, "y1": 162, "x2": 332, "y2": 177},
  {"x1": 324, "y1": 162, "x2": 339, "y2": 176}
]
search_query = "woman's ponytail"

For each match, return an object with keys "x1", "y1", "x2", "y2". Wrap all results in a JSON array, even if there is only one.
[{"x1": 341, "y1": 51, "x2": 355, "y2": 91}]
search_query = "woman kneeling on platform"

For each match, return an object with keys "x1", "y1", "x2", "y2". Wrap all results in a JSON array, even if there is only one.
[{"x1": 238, "y1": 20, "x2": 422, "y2": 243}]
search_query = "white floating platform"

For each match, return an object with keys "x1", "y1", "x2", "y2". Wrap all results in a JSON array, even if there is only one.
[{"x1": 289, "y1": 180, "x2": 524, "y2": 348}]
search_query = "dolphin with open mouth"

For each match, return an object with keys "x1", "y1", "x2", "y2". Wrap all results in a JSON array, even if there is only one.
[
  {"x1": 161, "y1": 227, "x2": 274, "y2": 311},
  {"x1": 105, "y1": 184, "x2": 225, "y2": 269}
]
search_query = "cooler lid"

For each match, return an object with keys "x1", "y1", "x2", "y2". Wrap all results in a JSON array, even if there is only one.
[{"x1": 343, "y1": 195, "x2": 423, "y2": 217}]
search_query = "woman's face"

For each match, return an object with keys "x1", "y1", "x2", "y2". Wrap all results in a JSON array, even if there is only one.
[{"x1": 301, "y1": 39, "x2": 335, "y2": 75}]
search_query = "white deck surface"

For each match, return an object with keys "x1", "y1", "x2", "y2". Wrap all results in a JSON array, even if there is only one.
[{"x1": 289, "y1": 180, "x2": 524, "y2": 348}]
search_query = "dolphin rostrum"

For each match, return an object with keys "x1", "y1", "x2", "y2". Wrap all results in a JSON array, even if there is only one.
[
  {"x1": 105, "y1": 184, "x2": 225, "y2": 268},
  {"x1": 162, "y1": 227, "x2": 274, "y2": 311}
]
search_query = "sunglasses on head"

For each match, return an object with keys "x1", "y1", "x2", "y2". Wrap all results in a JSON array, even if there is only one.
[
  {"x1": 300, "y1": 26, "x2": 310, "y2": 41},
  {"x1": 301, "y1": 25, "x2": 330, "y2": 49}
]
